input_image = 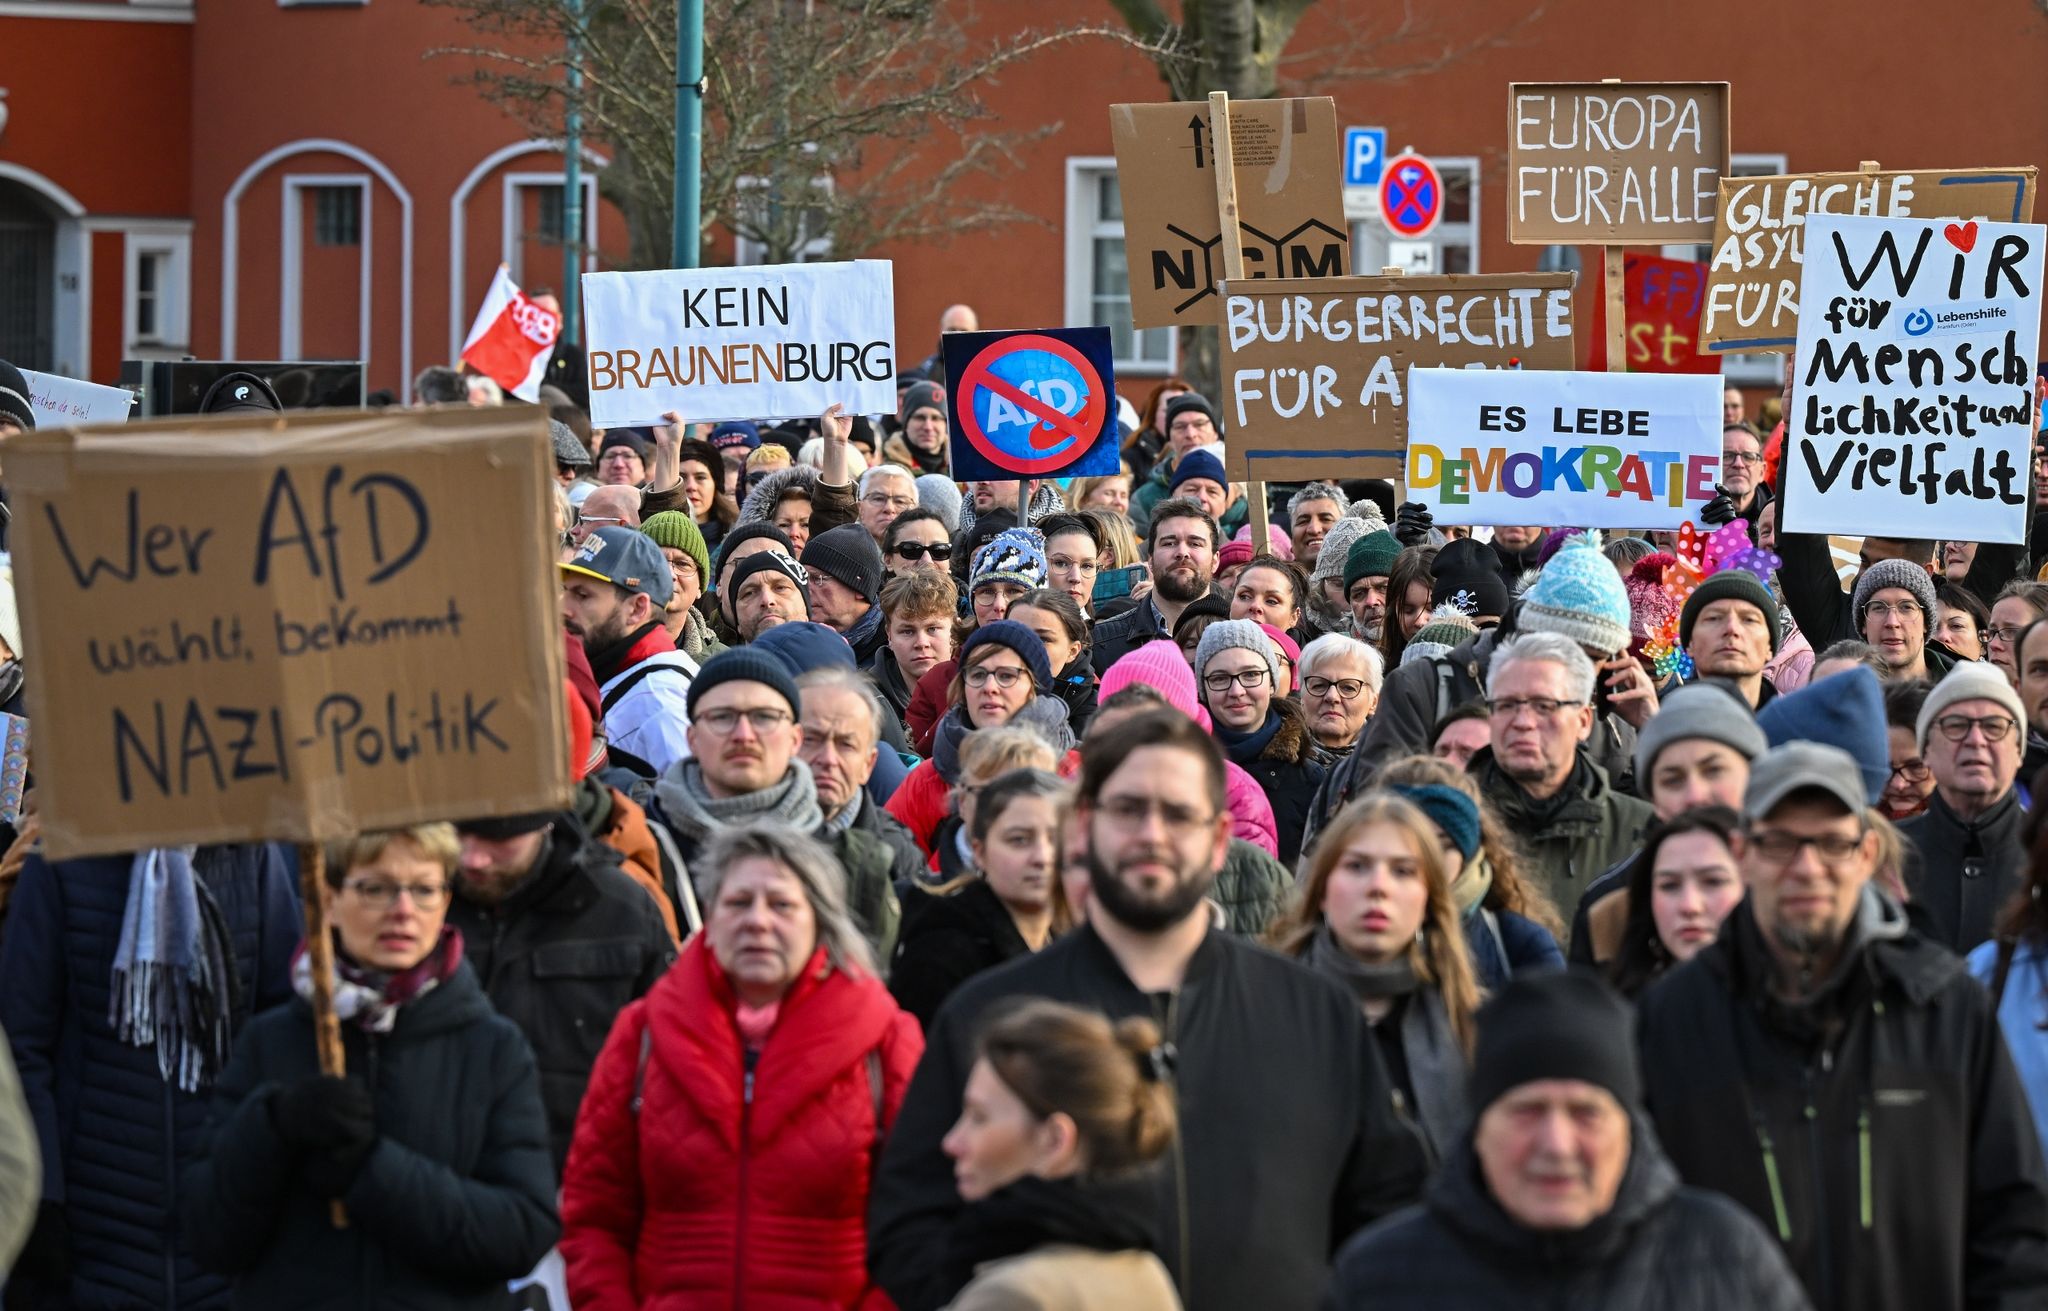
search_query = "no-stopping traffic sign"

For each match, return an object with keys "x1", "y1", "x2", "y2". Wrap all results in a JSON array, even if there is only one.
[{"x1": 1380, "y1": 153, "x2": 1443, "y2": 239}]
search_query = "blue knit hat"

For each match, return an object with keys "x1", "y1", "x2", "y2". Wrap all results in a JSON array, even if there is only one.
[
  {"x1": 1169, "y1": 447, "x2": 1229, "y2": 495},
  {"x1": 960, "y1": 619, "x2": 1053, "y2": 692},
  {"x1": 971, "y1": 527, "x2": 1048, "y2": 594},
  {"x1": 1755, "y1": 664, "x2": 1889, "y2": 804},
  {"x1": 1518, "y1": 530, "x2": 1632, "y2": 656},
  {"x1": 1392, "y1": 784, "x2": 1482, "y2": 862},
  {"x1": 685, "y1": 646, "x2": 803, "y2": 719},
  {"x1": 750, "y1": 621, "x2": 855, "y2": 676}
]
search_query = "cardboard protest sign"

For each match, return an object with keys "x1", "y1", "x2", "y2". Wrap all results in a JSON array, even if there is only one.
[
  {"x1": 941, "y1": 327, "x2": 1121, "y2": 482},
  {"x1": 10, "y1": 407, "x2": 571, "y2": 859},
  {"x1": 1782, "y1": 214, "x2": 2046, "y2": 544},
  {"x1": 20, "y1": 369, "x2": 133, "y2": 427},
  {"x1": 1406, "y1": 367, "x2": 1722, "y2": 529},
  {"x1": 1110, "y1": 98, "x2": 1349, "y2": 329},
  {"x1": 1219, "y1": 273, "x2": 1578, "y2": 482},
  {"x1": 1582, "y1": 255, "x2": 1719, "y2": 374},
  {"x1": 1701, "y1": 167, "x2": 2037, "y2": 354},
  {"x1": 1507, "y1": 82, "x2": 1729, "y2": 244},
  {"x1": 582, "y1": 260, "x2": 895, "y2": 426}
]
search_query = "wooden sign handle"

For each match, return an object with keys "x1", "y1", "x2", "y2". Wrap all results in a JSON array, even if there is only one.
[
  {"x1": 299, "y1": 842, "x2": 350, "y2": 1230},
  {"x1": 1206, "y1": 90, "x2": 1267, "y2": 554},
  {"x1": 1604, "y1": 245, "x2": 1627, "y2": 373}
]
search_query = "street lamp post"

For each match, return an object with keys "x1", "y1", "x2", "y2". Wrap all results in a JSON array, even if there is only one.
[{"x1": 673, "y1": 0, "x2": 703, "y2": 269}]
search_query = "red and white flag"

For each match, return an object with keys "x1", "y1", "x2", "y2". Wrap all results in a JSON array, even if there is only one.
[{"x1": 460, "y1": 265, "x2": 560, "y2": 402}]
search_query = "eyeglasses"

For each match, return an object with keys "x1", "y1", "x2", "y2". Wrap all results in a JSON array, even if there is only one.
[
  {"x1": 1889, "y1": 759, "x2": 1931, "y2": 783},
  {"x1": 893, "y1": 541, "x2": 954, "y2": 562},
  {"x1": 1745, "y1": 830, "x2": 1866, "y2": 865},
  {"x1": 862, "y1": 493, "x2": 917, "y2": 511},
  {"x1": 1203, "y1": 668, "x2": 1270, "y2": 693},
  {"x1": 1486, "y1": 696, "x2": 1582, "y2": 719},
  {"x1": 1048, "y1": 556, "x2": 1098, "y2": 576},
  {"x1": 696, "y1": 707, "x2": 795, "y2": 736},
  {"x1": 1095, "y1": 795, "x2": 1217, "y2": 833},
  {"x1": 1303, "y1": 676, "x2": 1368, "y2": 700},
  {"x1": 965, "y1": 665, "x2": 1031, "y2": 690},
  {"x1": 1988, "y1": 625, "x2": 2027, "y2": 645},
  {"x1": 1720, "y1": 450, "x2": 1764, "y2": 466},
  {"x1": 1862, "y1": 601, "x2": 1923, "y2": 623},
  {"x1": 341, "y1": 879, "x2": 450, "y2": 910},
  {"x1": 1932, "y1": 714, "x2": 2019, "y2": 743}
]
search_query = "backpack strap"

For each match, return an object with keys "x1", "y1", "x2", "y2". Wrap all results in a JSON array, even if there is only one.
[
  {"x1": 646, "y1": 820, "x2": 701, "y2": 938},
  {"x1": 600, "y1": 651, "x2": 700, "y2": 715},
  {"x1": 1433, "y1": 656, "x2": 1457, "y2": 727}
]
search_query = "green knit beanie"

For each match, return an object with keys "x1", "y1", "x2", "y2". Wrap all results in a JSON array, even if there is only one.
[
  {"x1": 639, "y1": 511, "x2": 711, "y2": 587},
  {"x1": 1344, "y1": 529, "x2": 1401, "y2": 594}
]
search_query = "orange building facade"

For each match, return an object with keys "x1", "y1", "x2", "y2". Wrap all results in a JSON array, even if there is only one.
[{"x1": 4, "y1": 0, "x2": 2047, "y2": 403}]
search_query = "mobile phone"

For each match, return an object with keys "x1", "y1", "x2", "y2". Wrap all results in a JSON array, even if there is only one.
[{"x1": 1093, "y1": 564, "x2": 1146, "y2": 602}]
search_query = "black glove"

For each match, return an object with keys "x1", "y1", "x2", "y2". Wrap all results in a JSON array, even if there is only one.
[
  {"x1": 1699, "y1": 491, "x2": 1738, "y2": 526},
  {"x1": 1393, "y1": 501, "x2": 1435, "y2": 546},
  {"x1": 270, "y1": 1075, "x2": 375, "y2": 1152},
  {"x1": 18, "y1": 1199, "x2": 70, "y2": 1282}
]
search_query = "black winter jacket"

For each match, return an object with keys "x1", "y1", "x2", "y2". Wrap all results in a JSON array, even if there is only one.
[
  {"x1": 1219, "y1": 699, "x2": 1327, "y2": 867},
  {"x1": 1899, "y1": 788, "x2": 2027, "y2": 955},
  {"x1": 888, "y1": 879, "x2": 1032, "y2": 1029},
  {"x1": 443, "y1": 826, "x2": 675, "y2": 1170},
  {"x1": 183, "y1": 961, "x2": 560, "y2": 1310},
  {"x1": 1638, "y1": 892, "x2": 2048, "y2": 1311},
  {"x1": 0, "y1": 844, "x2": 301, "y2": 1311},
  {"x1": 1050, "y1": 649, "x2": 1100, "y2": 738},
  {"x1": 868, "y1": 923, "x2": 1428, "y2": 1311},
  {"x1": 1320, "y1": 1108, "x2": 1812, "y2": 1311},
  {"x1": 1088, "y1": 595, "x2": 1174, "y2": 673}
]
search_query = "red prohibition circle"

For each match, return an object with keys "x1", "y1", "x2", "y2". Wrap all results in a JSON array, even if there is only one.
[
  {"x1": 1379, "y1": 154, "x2": 1443, "y2": 239},
  {"x1": 957, "y1": 333, "x2": 1108, "y2": 477}
]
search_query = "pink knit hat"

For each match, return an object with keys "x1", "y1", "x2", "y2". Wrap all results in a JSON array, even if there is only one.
[
  {"x1": 1217, "y1": 539, "x2": 1257, "y2": 575},
  {"x1": 1232, "y1": 522, "x2": 1294, "y2": 558},
  {"x1": 1258, "y1": 623, "x2": 1301, "y2": 693},
  {"x1": 1098, "y1": 639, "x2": 1212, "y2": 732}
]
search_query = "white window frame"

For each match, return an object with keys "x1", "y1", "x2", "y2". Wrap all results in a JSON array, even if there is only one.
[
  {"x1": 118, "y1": 223, "x2": 192, "y2": 355},
  {"x1": 1665, "y1": 152, "x2": 1788, "y2": 385},
  {"x1": 280, "y1": 173, "x2": 371, "y2": 362},
  {"x1": 1063, "y1": 157, "x2": 1176, "y2": 376},
  {"x1": 502, "y1": 171, "x2": 601, "y2": 285},
  {"x1": 1349, "y1": 155, "x2": 1480, "y2": 276},
  {"x1": 732, "y1": 174, "x2": 835, "y2": 266}
]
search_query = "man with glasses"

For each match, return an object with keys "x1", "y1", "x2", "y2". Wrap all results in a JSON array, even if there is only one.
[
  {"x1": 1899, "y1": 663, "x2": 2030, "y2": 952},
  {"x1": 1469, "y1": 633, "x2": 1652, "y2": 924},
  {"x1": 561, "y1": 526, "x2": 699, "y2": 777},
  {"x1": 1090, "y1": 498, "x2": 1223, "y2": 670},
  {"x1": 444, "y1": 810, "x2": 674, "y2": 1169},
  {"x1": 1639, "y1": 740, "x2": 2048, "y2": 1311},
  {"x1": 1845, "y1": 560, "x2": 1956, "y2": 684},
  {"x1": 642, "y1": 648, "x2": 900, "y2": 962},
  {"x1": 1131, "y1": 392, "x2": 1238, "y2": 536},
  {"x1": 882, "y1": 508, "x2": 954, "y2": 579},
  {"x1": 871, "y1": 709, "x2": 1426, "y2": 1311},
  {"x1": 1701, "y1": 421, "x2": 1774, "y2": 543},
  {"x1": 800, "y1": 523, "x2": 889, "y2": 664},
  {"x1": 856, "y1": 464, "x2": 920, "y2": 545}
]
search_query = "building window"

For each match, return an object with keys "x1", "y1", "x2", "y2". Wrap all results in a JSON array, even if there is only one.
[
  {"x1": 1349, "y1": 157, "x2": 1479, "y2": 277},
  {"x1": 313, "y1": 186, "x2": 361, "y2": 247},
  {"x1": 535, "y1": 186, "x2": 566, "y2": 245},
  {"x1": 123, "y1": 228, "x2": 192, "y2": 353},
  {"x1": 135, "y1": 251, "x2": 163, "y2": 339},
  {"x1": 1063, "y1": 163, "x2": 1174, "y2": 374}
]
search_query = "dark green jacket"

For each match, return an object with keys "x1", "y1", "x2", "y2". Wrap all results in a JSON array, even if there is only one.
[{"x1": 1470, "y1": 747, "x2": 1651, "y2": 941}]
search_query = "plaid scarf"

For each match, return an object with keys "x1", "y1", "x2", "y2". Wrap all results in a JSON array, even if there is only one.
[
  {"x1": 292, "y1": 927, "x2": 465, "y2": 1034},
  {"x1": 109, "y1": 847, "x2": 234, "y2": 1093}
]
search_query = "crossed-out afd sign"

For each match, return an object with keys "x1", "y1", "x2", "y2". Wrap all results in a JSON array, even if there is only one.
[
  {"x1": 941, "y1": 328, "x2": 1122, "y2": 482},
  {"x1": 1380, "y1": 153, "x2": 1443, "y2": 239}
]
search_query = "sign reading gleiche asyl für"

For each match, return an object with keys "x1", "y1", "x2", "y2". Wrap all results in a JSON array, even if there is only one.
[{"x1": 11, "y1": 407, "x2": 571, "y2": 859}]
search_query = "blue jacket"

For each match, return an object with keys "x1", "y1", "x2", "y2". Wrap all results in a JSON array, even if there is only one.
[
  {"x1": 1969, "y1": 938, "x2": 2048, "y2": 1152},
  {"x1": 1460, "y1": 907, "x2": 1564, "y2": 992},
  {"x1": 0, "y1": 845, "x2": 301, "y2": 1311}
]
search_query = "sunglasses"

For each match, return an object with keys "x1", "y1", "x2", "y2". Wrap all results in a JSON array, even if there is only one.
[{"x1": 893, "y1": 541, "x2": 954, "y2": 562}]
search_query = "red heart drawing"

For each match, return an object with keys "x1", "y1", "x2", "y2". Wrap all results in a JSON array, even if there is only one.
[{"x1": 1945, "y1": 221, "x2": 1978, "y2": 253}]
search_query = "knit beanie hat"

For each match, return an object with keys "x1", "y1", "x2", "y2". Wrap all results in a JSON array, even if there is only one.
[
  {"x1": 1430, "y1": 537, "x2": 1511, "y2": 620},
  {"x1": 1312, "y1": 517, "x2": 1375, "y2": 589},
  {"x1": 1099, "y1": 640, "x2": 1212, "y2": 732},
  {"x1": 1469, "y1": 971, "x2": 1641, "y2": 1116},
  {"x1": 1162, "y1": 392, "x2": 1220, "y2": 434},
  {"x1": 1632, "y1": 680, "x2": 1768, "y2": 784},
  {"x1": 1391, "y1": 784, "x2": 1482, "y2": 861},
  {"x1": 802, "y1": 523, "x2": 886, "y2": 605},
  {"x1": 1233, "y1": 522, "x2": 1294, "y2": 558},
  {"x1": 709, "y1": 421, "x2": 761, "y2": 452},
  {"x1": 598, "y1": 429, "x2": 651, "y2": 462},
  {"x1": 1518, "y1": 531, "x2": 1632, "y2": 656},
  {"x1": 1169, "y1": 447, "x2": 1229, "y2": 495},
  {"x1": 1917, "y1": 660, "x2": 2028, "y2": 753},
  {"x1": 1171, "y1": 594, "x2": 1232, "y2": 648},
  {"x1": 686, "y1": 646, "x2": 803, "y2": 719},
  {"x1": 729, "y1": 550, "x2": 811, "y2": 615},
  {"x1": 0, "y1": 360, "x2": 34, "y2": 432},
  {"x1": 1625, "y1": 553, "x2": 1678, "y2": 646},
  {"x1": 1756, "y1": 664, "x2": 1889, "y2": 803},
  {"x1": 1216, "y1": 539, "x2": 1257, "y2": 576},
  {"x1": 1343, "y1": 530, "x2": 1401, "y2": 593},
  {"x1": 1400, "y1": 604, "x2": 1482, "y2": 668},
  {"x1": 971, "y1": 527, "x2": 1048, "y2": 594},
  {"x1": 961, "y1": 619, "x2": 1053, "y2": 692},
  {"x1": 1681, "y1": 570, "x2": 1783, "y2": 655},
  {"x1": 550, "y1": 419, "x2": 592, "y2": 470},
  {"x1": 917, "y1": 474, "x2": 963, "y2": 532},
  {"x1": 1258, "y1": 624, "x2": 1301, "y2": 681},
  {"x1": 638, "y1": 511, "x2": 711, "y2": 588},
  {"x1": 714, "y1": 522, "x2": 794, "y2": 582},
  {"x1": 1195, "y1": 618, "x2": 1281, "y2": 689},
  {"x1": 900, "y1": 380, "x2": 947, "y2": 425},
  {"x1": 1851, "y1": 558, "x2": 1938, "y2": 633},
  {"x1": 751, "y1": 620, "x2": 856, "y2": 676}
]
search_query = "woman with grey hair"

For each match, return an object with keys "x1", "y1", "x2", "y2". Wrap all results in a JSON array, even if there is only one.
[
  {"x1": 1298, "y1": 632, "x2": 1384, "y2": 757},
  {"x1": 560, "y1": 821, "x2": 922, "y2": 1309}
]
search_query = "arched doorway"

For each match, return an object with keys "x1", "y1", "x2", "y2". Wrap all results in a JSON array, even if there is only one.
[{"x1": 0, "y1": 179, "x2": 56, "y2": 368}]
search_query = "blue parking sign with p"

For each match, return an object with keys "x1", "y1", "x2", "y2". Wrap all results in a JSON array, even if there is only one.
[{"x1": 1345, "y1": 127, "x2": 1386, "y2": 188}]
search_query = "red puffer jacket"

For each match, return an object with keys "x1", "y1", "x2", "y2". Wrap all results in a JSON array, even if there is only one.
[{"x1": 560, "y1": 937, "x2": 923, "y2": 1310}]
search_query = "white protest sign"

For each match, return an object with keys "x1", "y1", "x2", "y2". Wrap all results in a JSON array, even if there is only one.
[
  {"x1": 1406, "y1": 367, "x2": 1721, "y2": 529},
  {"x1": 20, "y1": 369, "x2": 133, "y2": 428},
  {"x1": 581, "y1": 260, "x2": 896, "y2": 426},
  {"x1": 1783, "y1": 214, "x2": 2045, "y2": 544}
]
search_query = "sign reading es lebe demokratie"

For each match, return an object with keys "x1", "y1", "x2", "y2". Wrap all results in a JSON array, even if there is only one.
[
  {"x1": 1219, "y1": 273, "x2": 1578, "y2": 482},
  {"x1": 581, "y1": 260, "x2": 895, "y2": 426},
  {"x1": 1700, "y1": 167, "x2": 2037, "y2": 355},
  {"x1": 1406, "y1": 368, "x2": 1721, "y2": 530},
  {"x1": 1784, "y1": 214, "x2": 2046, "y2": 545},
  {"x1": 1507, "y1": 82, "x2": 1729, "y2": 244},
  {"x1": 11, "y1": 407, "x2": 571, "y2": 859},
  {"x1": 941, "y1": 328, "x2": 1121, "y2": 483}
]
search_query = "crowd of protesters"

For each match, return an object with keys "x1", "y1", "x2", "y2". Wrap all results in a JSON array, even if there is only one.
[{"x1": 3, "y1": 306, "x2": 2048, "y2": 1311}]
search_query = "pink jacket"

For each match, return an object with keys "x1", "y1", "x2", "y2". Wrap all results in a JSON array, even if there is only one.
[{"x1": 1225, "y1": 761, "x2": 1280, "y2": 858}]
